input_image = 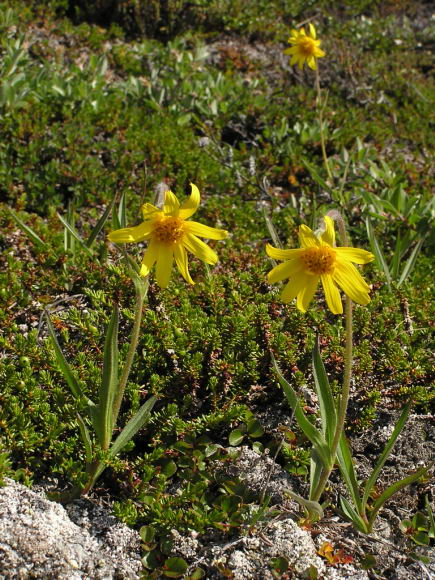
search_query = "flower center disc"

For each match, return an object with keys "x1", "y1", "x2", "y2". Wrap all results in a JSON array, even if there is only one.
[
  {"x1": 299, "y1": 38, "x2": 316, "y2": 56},
  {"x1": 301, "y1": 246, "x2": 336, "y2": 275},
  {"x1": 153, "y1": 217, "x2": 184, "y2": 244}
]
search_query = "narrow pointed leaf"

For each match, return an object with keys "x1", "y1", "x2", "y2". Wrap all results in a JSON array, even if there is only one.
[
  {"x1": 340, "y1": 496, "x2": 368, "y2": 533},
  {"x1": 365, "y1": 217, "x2": 391, "y2": 287},
  {"x1": 369, "y1": 463, "x2": 433, "y2": 529},
  {"x1": 312, "y1": 336, "x2": 336, "y2": 445},
  {"x1": 86, "y1": 196, "x2": 117, "y2": 248},
  {"x1": 9, "y1": 210, "x2": 46, "y2": 248},
  {"x1": 361, "y1": 401, "x2": 412, "y2": 511},
  {"x1": 76, "y1": 413, "x2": 93, "y2": 464},
  {"x1": 285, "y1": 488, "x2": 324, "y2": 521},
  {"x1": 309, "y1": 452, "x2": 324, "y2": 500},
  {"x1": 109, "y1": 396, "x2": 157, "y2": 459},
  {"x1": 118, "y1": 191, "x2": 127, "y2": 228},
  {"x1": 45, "y1": 313, "x2": 83, "y2": 401},
  {"x1": 98, "y1": 305, "x2": 119, "y2": 450},
  {"x1": 337, "y1": 433, "x2": 362, "y2": 511},
  {"x1": 272, "y1": 356, "x2": 330, "y2": 466},
  {"x1": 398, "y1": 238, "x2": 424, "y2": 287},
  {"x1": 57, "y1": 212, "x2": 94, "y2": 257}
]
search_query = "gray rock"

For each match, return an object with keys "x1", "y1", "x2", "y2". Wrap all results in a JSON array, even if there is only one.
[{"x1": 0, "y1": 479, "x2": 142, "y2": 579}]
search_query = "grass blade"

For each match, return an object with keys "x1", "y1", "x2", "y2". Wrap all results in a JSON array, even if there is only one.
[
  {"x1": 365, "y1": 217, "x2": 391, "y2": 287},
  {"x1": 9, "y1": 210, "x2": 46, "y2": 248},
  {"x1": 86, "y1": 196, "x2": 116, "y2": 248},
  {"x1": 109, "y1": 396, "x2": 157, "y2": 458},
  {"x1": 340, "y1": 496, "x2": 368, "y2": 533},
  {"x1": 398, "y1": 238, "x2": 424, "y2": 287},
  {"x1": 57, "y1": 212, "x2": 94, "y2": 257},
  {"x1": 361, "y1": 401, "x2": 412, "y2": 511},
  {"x1": 312, "y1": 336, "x2": 336, "y2": 446},
  {"x1": 96, "y1": 305, "x2": 119, "y2": 450}
]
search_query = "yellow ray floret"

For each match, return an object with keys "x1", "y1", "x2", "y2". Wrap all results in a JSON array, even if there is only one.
[
  {"x1": 283, "y1": 23, "x2": 326, "y2": 70},
  {"x1": 266, "y1": 216, "x2": 374, "y2": 314},
  {"x1": 108, "y1": 183, "x2": 228, "y2": 288}
]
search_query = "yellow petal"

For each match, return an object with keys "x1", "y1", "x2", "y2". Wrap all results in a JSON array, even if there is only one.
[
  {"x1": 280, "y1": 272, "x2": 313, "y2": 304},
  {"x1": 155, "y1": 244, "x2": 173, "y2": 288},
  {"x1": 179, "y1": 183, "x2": 200, "y2": 219},
  {"x1": 267, "y1": 259, "x2": 304, "y2": 283},
  {"x1": 174, "y1": 243, "x2": 194, "y2": 284},
  {"x1": 308, "y1": 23, "x2": 316, "y2": 39},
  {"x1": 335, "y1": 247, "x2": 374, "y2": 264},
  {"x1": 184, "y1": 221, "x2": 228, "y2": 240},
  {"x1": 315, "y1": 47, "x2": 326, "y2": 58},
  {"x1": 108, "y1": 221, "x2": 153, "y2": 243},
  {"x1": 332, "y1": 261, "x2": 371, "y2": 304},
  {"x1": 266, "y1": 244, "x2": 305, "y2": 261},
  {"x1": 163, "y1": 190, "x2": 180, "y2": 216},
  {"x1": 321, "y1": 274, "x2": 343, "y2": 314},
  {"x1": 307, "y1": 56, "x2": 317, "y2": 70},
  {"x1": 299, "y1": 225, "x2": 318, "y2": 248},
  {"x1": 140, "y1": 238, "x2": 159, "y2": 277},
  {"x1": 142, "y1": 203, "x2": 160, "y2": 220},
  {"x1": 296, "y1": 274, "x2": 319, "y2": 312},
  {"x1": 320, "y1": 216, "x2": 335, "y2": 247},
  {"x1": 183, "y1": 233, "x2": 217, "y2": 264}
]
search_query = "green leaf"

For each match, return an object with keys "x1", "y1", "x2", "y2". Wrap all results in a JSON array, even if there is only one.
[
  {"x1": 337, "y1": 433, "x2": 362, "y2": 511},
  {"x1": 272, "y1": 356, "x2": 330, "y2": 467},
  {"x1": 301, "y1": 159, "x2": 334, "y2": 194},
  {"x1": 309, "y1": 451, "x2": 324, "y2": 501},
  {"x1": 365, "y1": 217, "x2": 391, "y2": 287},
  {"x1": 118, "y1": 191, "x2": 127, "y2": 228},
  {"x1": 361, "y1": 401, "x2": 412, "y2": 512},
  {"x1": 45, "y1": 313, "x2": 87, "y2": 402},
  {"x1": 339, "y1": 496, "x2": 369, "y2": 533},
  {"x1": 247, "y1": 418, "x2": 264, "y2": 438},
  {"x1": 96, "y1": 306, "x2": 119, "y2": 450},
  {"x1": 140, "y1": 525, "x2": 156, "y2": 544},
  {"x1": 76, "y1": 413, "x2": 93, "y2": 464},
  {"x1": 425, "y1": 495, "x2": 435, "y2": 538},
  {"x1": 229, "y1": 429, "x2": 244, "y2": 446},
  {"x1": 57, "y1": 212, "x2": 94, "y2": 257},
  {"x1": 9, "y1": 210, "x2": 46, "y2": 248},
  {"x1": 398, "y1": 238, "x2": 424, "y2": 287},
  {"x1": 109, "y1": 396, "x2": 156, "y2": 459},
  {"x1": 163, "y1": 557, "x2": 188, "y2": 578},
  {"x1": 368, "y1": 463, "x2": 433, "y2": 530},
  {"x1": 86, "y1": 196, "x2": 117, "y2": 248},
  {"x1": 284, "y1": 488, "x2": 324, "y2": 521},
  {"x1": 312, "y1": 336, "x2": 336, "y2": 446}
]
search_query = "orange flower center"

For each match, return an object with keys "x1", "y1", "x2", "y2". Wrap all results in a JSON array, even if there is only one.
[
  {"x1": 153, "y1": 216, "x2": 184, "y2": 244},
  {"x1": 301, "y1": 246, "x2": 336, "y2": 275},
  {"x1": 298, "y1": 37, "x2": 317, "y2": 57}
]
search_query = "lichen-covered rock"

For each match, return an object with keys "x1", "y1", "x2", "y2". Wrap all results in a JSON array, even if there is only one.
[{"x1": 0, "y1": 479, "x2": 141, "y2": 579}]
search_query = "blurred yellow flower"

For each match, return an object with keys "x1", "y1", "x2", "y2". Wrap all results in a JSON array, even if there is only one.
[
  {"x1": 108, "y1": 183, "x2": 228, "y2": 288},
  {"x1": 266, "y1": 216, "x2": 374, "y2": 314},
  {"x1": 284, "y1": 23, "x2": 325, "y2": 70}
]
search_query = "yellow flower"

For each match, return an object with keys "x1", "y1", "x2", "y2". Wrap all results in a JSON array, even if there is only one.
[
  {"x1": 283, "y1": 23, "x2": 325, "y2": 70},
  {"x1": 266, "y1": 216, "x2": 374, "y2": 314},
  {"x1": 108, "y1": 183, "x2": 228, "y2": 288}
]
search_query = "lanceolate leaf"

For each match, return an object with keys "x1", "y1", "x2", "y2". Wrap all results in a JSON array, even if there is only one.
[
  {"x1": 86, "y1": 196, "x2": 117, "y2": 248},
  {"x1": 337, "y1": 433, "x2": 362, "y2": 511},
  {"x1": 361, "y1": 401, "x2": 412, "y2": 512},
  {"x1": 398, "y1": 238, "x2": 424, "y2": 287},
  {"x1": 285, "y1": 488, "x2": 324, "y2": 521},
  {"x1": 76, "y1": 413, "x2": 93, "y2": 464},
  {"x1": 57, "y1": 212, "x2": 94, "y2": 257},
  {"x1": 312, "y1": 336, "x2": 336, "y2": 446},
  {"x1": 340, "y1": 496, "x2": 368, "y2": 533},
  {"x1": 272, "y1": 356, "x2": 330, "y2": 467},
  {"x1": 109, "y1": 396, "x2": 157, "y2": 459},
  {"x1": 365, "y1": 217, "x2": 391, "y2": 287},
  {"x1": 9, "y1": 210, "x2": 46, "y2": 248},
  {"x1": 96, "y1": 305, "x2": 119, "y2": 450}
]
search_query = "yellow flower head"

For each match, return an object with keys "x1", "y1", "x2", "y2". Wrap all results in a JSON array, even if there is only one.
[
  {"x1": 108, "y1": 183, "x2": 228, "y2": 288},
  {"x1": 266, "y1": 216, "x2": 374, "y2": 314},
  {"x1": 283, "y1": 23, "x2": 325, "y2": 70}
]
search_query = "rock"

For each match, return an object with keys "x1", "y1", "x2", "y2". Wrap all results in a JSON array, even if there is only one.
[
  {"x1": 0, "y1": 479, "x2": 142, "y2": 579},
  {"x1": 172, "y1": 517, "x2": 369, "y2": 579}
]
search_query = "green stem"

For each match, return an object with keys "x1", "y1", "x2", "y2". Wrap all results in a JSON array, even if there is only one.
[
  {"x1": 112, "y1": 285, "x2": 145, "y2": 426},
  {"x1": 311, "y1": 216, "x2": 353, "y2": 503},
  {"x1": 315, "y1": 67, "x2": 332, "y2": 181}
]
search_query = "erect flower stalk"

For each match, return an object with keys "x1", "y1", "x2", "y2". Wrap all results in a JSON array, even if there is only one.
[
  {"x1": 315, "y1": 67, "x2": 332, "y2": 181},
  {"x1": 311, "y1": 212, "x2": 354, "y2": 503}
]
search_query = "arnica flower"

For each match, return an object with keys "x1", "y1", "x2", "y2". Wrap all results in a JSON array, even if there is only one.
[
  {"x1": 284, "y1": 23, "x2": 325, "y2": 70},
  {"x1": 108, "y1": 183, "x2": 228, "y2": 288},
  {"x1": 266, "y1": 216, "x2": 374, "y2": 315}
]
